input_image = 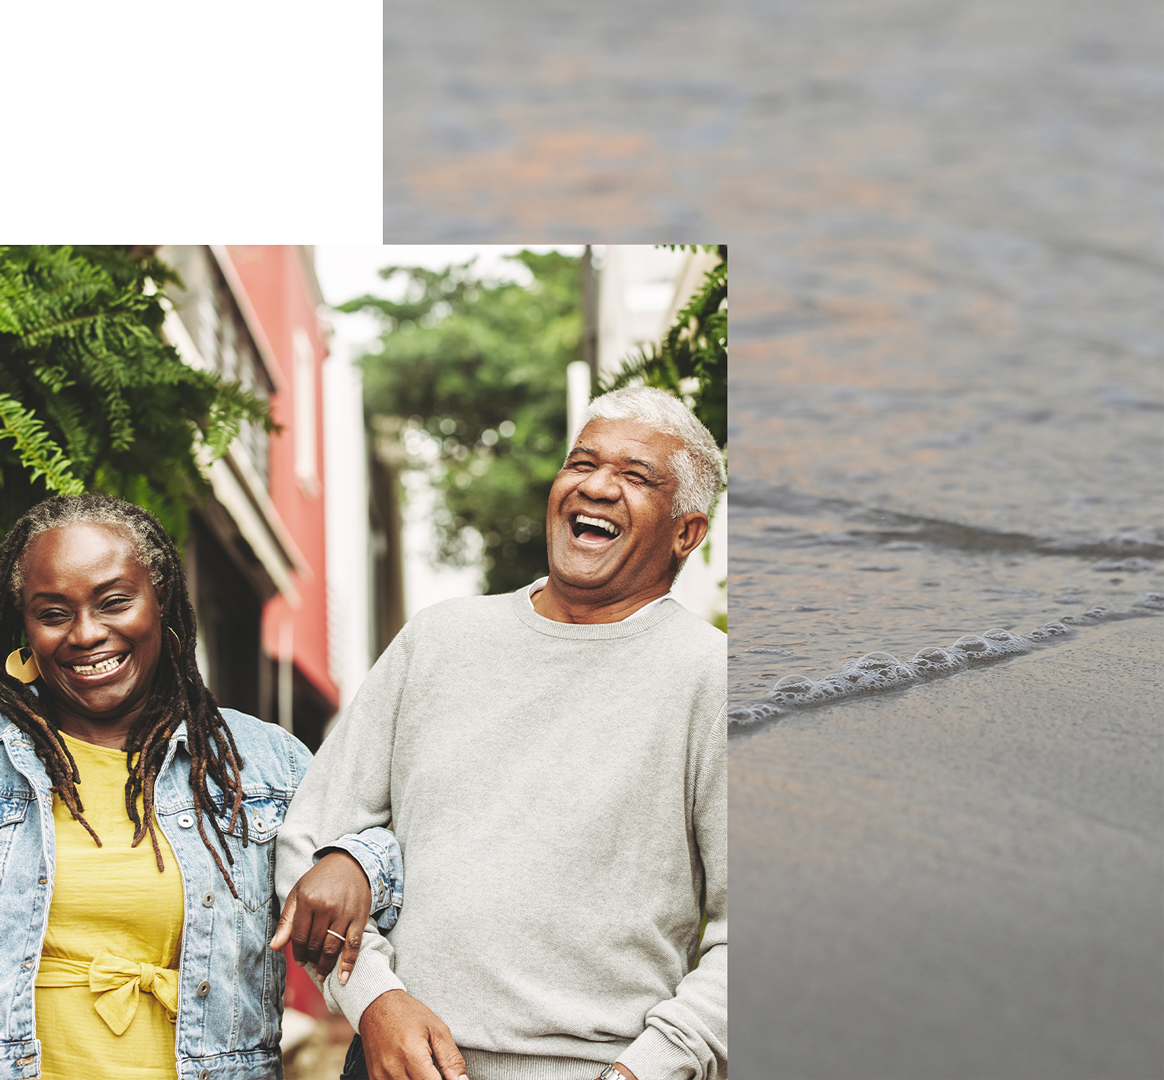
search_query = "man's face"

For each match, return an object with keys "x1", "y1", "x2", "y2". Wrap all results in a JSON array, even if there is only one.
[{"x1": 544, "y1": 418, "x2": 690, "y2": 602}]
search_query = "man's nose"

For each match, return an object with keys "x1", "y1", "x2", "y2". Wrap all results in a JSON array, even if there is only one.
[{"x1": 577, "y1": 465, "x2": 620, "y2": 500}]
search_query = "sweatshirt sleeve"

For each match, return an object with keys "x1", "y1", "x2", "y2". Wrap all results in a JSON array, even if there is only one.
[
  {"x1": 275, "y1": 622, "x2": 416, "y2": 1029},
  {"x1": 617, "y1": 704, "x2": 728, "y2": 1080}
]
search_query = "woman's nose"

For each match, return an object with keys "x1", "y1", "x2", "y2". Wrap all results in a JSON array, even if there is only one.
[{"x1": 69, "y1": 610, "x2": 107, "y2": 647}]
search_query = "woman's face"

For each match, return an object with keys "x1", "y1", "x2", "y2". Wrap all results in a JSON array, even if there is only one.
[{"x1": 20, "y1": 522, "x2": 164, "y2": 747}]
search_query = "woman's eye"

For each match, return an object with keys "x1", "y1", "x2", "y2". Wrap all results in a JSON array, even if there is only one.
[
  {"x1": 102, "y1": 597, "x2": 132, "y2": 611},
  {"x1": 36, "y1": 610, "x2": 68, "y2": 624}
]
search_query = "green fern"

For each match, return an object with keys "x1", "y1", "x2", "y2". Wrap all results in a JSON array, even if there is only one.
[
  {"x1": 599, "y1": 245, "x2": 726, "y2": 449},
  {"x1": 0, "y1": 245, "x2": 271, "y2": 537},
  {"x1": 0, "y1": 395, "x2": 85, "y2": 496}
]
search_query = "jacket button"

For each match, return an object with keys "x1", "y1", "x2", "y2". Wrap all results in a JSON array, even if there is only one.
[
  {"x1": 202, "y1": 891, "x2": 215, "y2": 907},
  {"x1": 178, "y1": 814, "x2": 194, "y2": 828},
  {"x1": 196, "y1": 980, "x2": 211, "y2": 997},
  {"x1": 253, "y1": 818, "x2": 266, "y2": 832},
  {"x1": 199, "y1": 1070, "x2": 210, "y2": 1080}
]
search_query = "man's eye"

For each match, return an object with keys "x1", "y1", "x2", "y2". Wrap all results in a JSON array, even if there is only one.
[{"x1": 625, "y1": 472, "x2": 647, "y2": 484}]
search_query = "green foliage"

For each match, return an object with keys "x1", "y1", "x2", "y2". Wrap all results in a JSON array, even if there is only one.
[
  {"x1": 600, "y1": 244, "x2": 727, "y2": 450},
  {"x1": 342, "y1": 251, "x2": 582, "y2": 594},
  {"x1": 0, "y1": 246, "x2": 271, "y2": 539},
  {"x1": 0, "y1": 396, "x2": 85, "y2": 497}
]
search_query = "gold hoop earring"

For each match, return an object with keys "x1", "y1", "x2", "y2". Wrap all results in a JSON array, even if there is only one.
[
  {"x1": 5, "y1": 648, "x2": 41, "y2": 684},
  {"x1": 168, "y1": 627, "x2": 182, "y2": 656}
]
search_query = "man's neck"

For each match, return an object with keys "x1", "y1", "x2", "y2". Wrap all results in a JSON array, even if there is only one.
[{"x1": 531, "y1": 577, "x2": 672, "y2": 624}]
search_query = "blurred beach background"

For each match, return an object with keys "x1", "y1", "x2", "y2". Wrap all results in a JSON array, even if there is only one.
[{"x1": 384, "y1": 1, "x2": 1163, "y2": 1077}]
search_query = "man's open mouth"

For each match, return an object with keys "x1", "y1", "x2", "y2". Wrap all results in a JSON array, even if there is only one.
[
  {"x1": 67, "y1": 654, "x2": 127, "y2": 676},
  {"x1": 572, "y1": 513, "x2": 621, "y2": 540}
]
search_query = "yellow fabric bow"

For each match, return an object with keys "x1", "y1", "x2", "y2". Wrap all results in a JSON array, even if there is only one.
[{"x1": 87, "y1": 950, "x2": 180, "y2": 1036}]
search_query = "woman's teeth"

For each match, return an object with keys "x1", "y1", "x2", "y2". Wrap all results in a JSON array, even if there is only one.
[{"x1": 70, "y1": 656, "x2": 124, "y2": 675}]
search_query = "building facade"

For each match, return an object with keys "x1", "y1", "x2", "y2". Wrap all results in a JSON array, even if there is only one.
[{"x1": 160, "y1": 245, "x2": 342, "y2": 750}]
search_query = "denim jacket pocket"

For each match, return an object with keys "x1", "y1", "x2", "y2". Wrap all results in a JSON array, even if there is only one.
[
  {"x1": 0, "y1": 791, "x2": 32, "y2": 875},
  {"x1": 218, "y1": 794, "x2": 291, "y2": 913}
]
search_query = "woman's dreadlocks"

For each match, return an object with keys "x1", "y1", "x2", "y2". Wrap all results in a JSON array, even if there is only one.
[{"x1": 0, "y1": 494, "x2": 249, "y2": 898}]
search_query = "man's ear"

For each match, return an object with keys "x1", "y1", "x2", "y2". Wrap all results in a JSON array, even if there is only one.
[{"x1": 672, "y1": 512, "x2": 710, "y2": 561}]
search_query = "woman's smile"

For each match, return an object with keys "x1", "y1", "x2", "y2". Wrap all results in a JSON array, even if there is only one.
[
  {"x1": 62, "y1": 651, "x2": 129, "y2": 680},
  {"x1": 20, "y1": 522, "x2": 163, "y2": 747}
]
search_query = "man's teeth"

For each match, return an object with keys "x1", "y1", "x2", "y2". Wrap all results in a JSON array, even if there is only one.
[
  {"x1": 575, "y1": 514, "x2": 620, "y2": 537},
  {"x1": 71, "y1": 656, "x2": 124, "y2": 675}
]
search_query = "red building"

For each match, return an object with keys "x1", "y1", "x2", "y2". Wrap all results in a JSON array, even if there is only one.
[
  {"x1": 226, "y1": 245, "x2": 340, "y2": 749},
  {"x1": 161, "y1": 245, "x2": 343, "y2": 1029}
]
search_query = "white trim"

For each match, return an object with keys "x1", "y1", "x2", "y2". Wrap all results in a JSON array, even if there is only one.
[
  {"x1": 226, "y1": 438, "x2": 312, "y2": 582},
  {"x1": 207, "y1": 458, "x2": 302, "y2": 608},
  {"x1": 163, "y1": 301, "x2": 308, "y2": 602},
  {"x1": 208, "y1": 245, "x2": 286, "y2": 394},
  {"x1": 292, "y1": 327, "x2": 320, "y2": 497}
]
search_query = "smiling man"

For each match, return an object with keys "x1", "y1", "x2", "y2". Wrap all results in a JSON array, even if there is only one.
[{"x1": 276, "y1": 386, "x2": 727, "y2": 1080}]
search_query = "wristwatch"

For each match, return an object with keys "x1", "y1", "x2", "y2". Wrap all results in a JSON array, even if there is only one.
[{"x1": 596, "y1": 1067, "x2": 624, "y2": 1080}]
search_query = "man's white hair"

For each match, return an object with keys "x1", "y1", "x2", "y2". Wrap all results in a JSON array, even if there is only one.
[{"x1": 579, "y1": 386, "x2": 726, "y2": 517}]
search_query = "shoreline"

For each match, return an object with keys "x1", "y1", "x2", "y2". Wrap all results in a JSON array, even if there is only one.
[
  {"x1": 729, "y1": 600, "x2": 1164, "y2": 726},
  {"x1": 730, "y1": 617, "x2": 1164, "y2": 1079}
]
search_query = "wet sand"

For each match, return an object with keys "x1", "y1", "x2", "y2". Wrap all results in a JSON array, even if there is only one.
[{"x1": 730, "y1": 617, "x2": 1164, "y2": 1079}]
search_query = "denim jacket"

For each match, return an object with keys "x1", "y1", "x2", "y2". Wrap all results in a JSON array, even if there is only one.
[{"x1": 0, "y1": 708, "x2": 402, "y2": 1080}]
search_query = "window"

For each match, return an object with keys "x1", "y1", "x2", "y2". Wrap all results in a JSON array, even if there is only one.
[{"x1": 293, "y1": 328, "x2": 319, "y2": 496}]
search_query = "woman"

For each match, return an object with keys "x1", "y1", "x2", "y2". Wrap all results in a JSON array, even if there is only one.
[{"x1": 0, "y1": 494, "x2": 400, "y2": 1079}]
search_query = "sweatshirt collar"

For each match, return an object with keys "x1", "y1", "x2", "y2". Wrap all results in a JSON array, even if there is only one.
[
  {"x1": 513, "y1": 583, "x2": 680, "y2": 638},
  {"x1": 524, "y1": 577, "x2": 674, "y2": 623}
]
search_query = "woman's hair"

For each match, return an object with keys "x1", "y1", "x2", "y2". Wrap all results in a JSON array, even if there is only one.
[{"x1": 0, "y1": 494, "x2": 248, "y2": 897}]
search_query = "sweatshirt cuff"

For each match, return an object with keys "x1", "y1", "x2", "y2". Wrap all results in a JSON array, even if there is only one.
[
  {"x1": 320, "y1": 947, "x2": 405, "y2": 1030},
  {"x1": 617, "y1": 1025, "x2": 698, "y2": 1080},
  {"x1": 315, "y1": 829, "x2": 403, "y2": 933}
]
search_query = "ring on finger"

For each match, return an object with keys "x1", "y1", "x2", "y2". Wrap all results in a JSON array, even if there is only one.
[{"x1": 326, "y1": 928, "x2": 346, "y2": 943}]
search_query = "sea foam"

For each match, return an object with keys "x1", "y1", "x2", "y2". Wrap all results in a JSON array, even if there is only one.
[{"x1": 728, "y1": 594, "x2": 1163, "y2": 728}]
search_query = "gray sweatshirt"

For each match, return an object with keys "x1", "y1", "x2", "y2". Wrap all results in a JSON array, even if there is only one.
[{"x1": 276, "y1": 588, "x2": 726, "y2": 1080}]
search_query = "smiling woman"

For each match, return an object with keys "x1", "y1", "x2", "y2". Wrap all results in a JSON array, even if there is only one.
[
  {"x1": 19, "y1": 522, "x2": 167, "y2": 751},
  {"x1": 0, "y1": 494, "x2": 401, "y2": 1080}
]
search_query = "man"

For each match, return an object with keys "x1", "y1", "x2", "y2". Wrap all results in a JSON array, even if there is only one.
[{"x1": 274, "y1": 386, "x2": 726, "y2": 1080}]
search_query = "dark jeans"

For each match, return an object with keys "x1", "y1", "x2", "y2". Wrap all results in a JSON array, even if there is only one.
[{"x1": 340, "y1": 1034, "x2": 369, "y2": 1079}]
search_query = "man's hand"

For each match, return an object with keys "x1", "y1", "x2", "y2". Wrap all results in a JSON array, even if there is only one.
[
  {"x1": 359, "y1": 989, "x2": 469, "y2": 1080},
  {"x1": 270, "y1": 851, "x2": 372, "y2": 985}
]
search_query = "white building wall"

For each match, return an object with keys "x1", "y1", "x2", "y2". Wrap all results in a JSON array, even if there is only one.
[
  {"x1": 595, "y1": 245, "x2": 727, "y2": 627},
  {"x1": 322, "y1": 339, "x2": 374, "y2": 709}
]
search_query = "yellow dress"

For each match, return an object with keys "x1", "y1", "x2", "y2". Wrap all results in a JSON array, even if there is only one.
[{"x1": 35, "y1": 731, "x2": 184, "y2": 1080}]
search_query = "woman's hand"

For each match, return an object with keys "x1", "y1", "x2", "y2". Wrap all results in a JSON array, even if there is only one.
[{"x1": 270, "y1": 850, "x2": 372, "y2": 985}]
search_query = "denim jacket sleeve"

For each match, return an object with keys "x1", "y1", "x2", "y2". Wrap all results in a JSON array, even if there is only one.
[{"x1": 314, "y1": 827, "x2": 403, "y2": 934}]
